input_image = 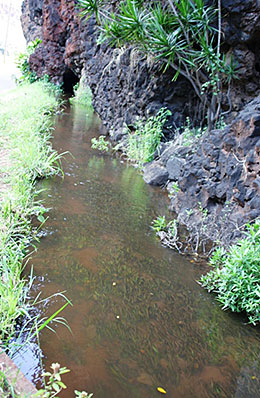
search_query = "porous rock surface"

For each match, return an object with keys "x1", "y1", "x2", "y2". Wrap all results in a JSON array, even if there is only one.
[
  {"x1": 20, "y1": 0, "x2": 260, "y2": 238},
  {"x1": 164, "y1": 97, "x2": 260, "y2": 236}
]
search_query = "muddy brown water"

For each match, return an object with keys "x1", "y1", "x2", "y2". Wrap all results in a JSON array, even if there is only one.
[{"x1": 14, "y1": 104, "x2": 260, "y2": 397}]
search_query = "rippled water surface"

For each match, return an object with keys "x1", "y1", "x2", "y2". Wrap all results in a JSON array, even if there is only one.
[{"x1": 17, "y1": 104, "x2": 260, "y2": 398}]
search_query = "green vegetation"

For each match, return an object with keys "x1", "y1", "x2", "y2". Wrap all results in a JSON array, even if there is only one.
[
  {"x1": 70, "y1": 79, "x2": 93, "y2": 107},
  {"x1": 0, "y1": 363, "x2": 93, "y2": 397},
  {"x1": 0, "y1": 82, "x2": 63, "y2": 348},
  {"x1": 174, "y1": 117, "x2": 206, "y2": 147},
  {"x1": 0, "y1": 370, "x2": 16, "y2": 398},
  {"x1": 77, "y1": 0, "x2": 235, "y2": 130},
  {"x1": 15, "y1": 38, "x2": 41, "y2": 84},
  {"x1": 152, "y1": 215, "x2": 180, "y2": 250},
  {"x1": 91, "y1": 135, "x2": 109, "y2": 152},
  {"x1": 151, "y1": 215, "x2": 167, "y2": 232},
  {"x1": 36, "y1": 363, "x2": 70, "y2": 397},
  {"x1": 200, "y1": 220, "x2": 260, "y2": 324},
  {"x1": 118, "y1": 107, "x2": 171, "y2": 167}
]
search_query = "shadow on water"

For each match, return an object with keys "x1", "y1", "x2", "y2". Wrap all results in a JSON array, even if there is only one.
[{"x1": 15, "y1": 103, "x2": 260, "y2": 398}]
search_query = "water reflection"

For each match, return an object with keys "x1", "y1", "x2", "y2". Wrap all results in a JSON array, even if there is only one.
[{"x1": 18, "y1": 103, "x2": 260, "y2": 397}]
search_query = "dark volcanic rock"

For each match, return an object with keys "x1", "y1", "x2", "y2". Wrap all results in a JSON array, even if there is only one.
[
  {"x1": 143, "y1": 162, "x2": 169, "y2": 186},
  {"x1": 167, "y1": 95, "x2": 260, "y2": 237},
  {"x1": 22, "y1": 0, "x2": 82, "y2": 85},
  {"x1": 21, "y1": 0, "x2": 43, "y2": 42},
  {"x1": 166, "y1": 157, "x2": 185, "y2": 181}
]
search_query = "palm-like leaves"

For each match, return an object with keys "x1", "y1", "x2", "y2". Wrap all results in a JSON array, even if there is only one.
[
  {"x1": 77, "y1": 0, "x2": 104, "y2": 22},
  {"x1": 118, "y1": 0, "x2": 149, "y2": 42},
  {"x1": 77, "y1": 0, "x2": 235, "y2": 129}
]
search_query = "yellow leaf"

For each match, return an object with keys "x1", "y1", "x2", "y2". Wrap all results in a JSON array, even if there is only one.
[
  {"x1": 251, "y1": 376, "x2": 256, "y2": 380},
  {"x1": 157, "y1": 387, "x2": 167, "y2": 394}
]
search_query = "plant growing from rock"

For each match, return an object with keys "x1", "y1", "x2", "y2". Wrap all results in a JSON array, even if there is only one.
[
  {"x1": 77, "y1": 0, "x2": 236, "y2": 130},
  {"x1": 152, "y1": 216, "x2": 181, "y2": 252},
  {"x1": 151, "y1": 215, "x2": 167, "y2": 232},
  {"x1": 117, "y1": 107, "x2": 171, "y2": 167}
]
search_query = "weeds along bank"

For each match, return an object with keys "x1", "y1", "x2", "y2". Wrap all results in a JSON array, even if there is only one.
[{"x1": 0, "y1": 81, "x2": 62, "y2": 356}]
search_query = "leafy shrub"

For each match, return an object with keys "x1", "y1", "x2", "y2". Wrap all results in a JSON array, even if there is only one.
[
  {"x1": 15, "y1": 38, "x2": 41, "y2": 84},
  {"x1": 120, "y1": 107, "x2": 171, "y2": 168},
  {"x1": 200, "y1": 220, "x2": 260, "y2": 324}
]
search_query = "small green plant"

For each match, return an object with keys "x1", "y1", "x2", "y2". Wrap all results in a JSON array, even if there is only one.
[
  {"x1": 169, "y1": 182, "x2": 179, "y2": 196},
  {"x1": 198, "y1": 202, "x2": 208, "y2": 219},
  {"x1": 75, "y1": 390, "x2": 93, "y2": 398},
  {"x1": 168, "y1": 219, "x2": 178, "y2": 238},
  {"x1": 175, "y1": 117, "x2": 206, "y2": 147},
  {"x1": 122, "y1": 107, "x2": 171, "y2": 168},
  {"x1": 35, "y1": 363, "x2": 93, "y2": 398},
  {"x1": 15, "y1": 38, "x2": 41, "y2": 84},
  {"x1": 91, "y1": 135, "x2": 109, "y2": 152},
  {"x1": 35, "y1": 363, "x2": 70, "y2": 397},
  {"x1": 152, "y1": 215, "x2": 167, "y2": 232},
  {"x1": 70, "y1": 80, "x2": 93, "y2": 107},
  {"x1": 200, "y1": 220, "x2": 260, "y2": 324},
  {"x1": 152, "y1": 216, "x2": 181, "y2": 251},
  {"x1": 186, "y1": 209, "x2": 193, "y2": 217}
]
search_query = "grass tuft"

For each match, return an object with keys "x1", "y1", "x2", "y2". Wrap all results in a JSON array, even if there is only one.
[{"x1": 117, "y1": 107, "x2": 171, "y2": 168}]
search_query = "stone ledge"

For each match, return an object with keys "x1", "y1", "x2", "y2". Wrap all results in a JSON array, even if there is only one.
[{"x1": 0, "y1": 351, "x2": 38, "y2": 397}]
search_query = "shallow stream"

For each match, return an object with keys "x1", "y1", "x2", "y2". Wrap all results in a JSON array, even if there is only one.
[{"x1": 16, "y1": 104, "x2": 260, "y2": 397}]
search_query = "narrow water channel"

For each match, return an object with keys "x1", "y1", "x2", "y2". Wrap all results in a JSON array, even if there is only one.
[{"x1": 17, "y1": 103, "x2": 260, "y2": 397}]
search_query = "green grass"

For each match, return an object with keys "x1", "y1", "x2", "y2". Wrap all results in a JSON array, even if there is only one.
[
  {"x1": 0, "y1": 81, "x2": 62, "y2": 347},
  {"x1": 117, "y1": 107, "x2": 171, "y2": 168}
]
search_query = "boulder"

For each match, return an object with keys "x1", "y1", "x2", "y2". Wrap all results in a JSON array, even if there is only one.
[
  {"x1": 143, "y1": 162, "x2": 169, "y2": 186},
  {"x1": 166, "y1": 157, "x2": 185, "y2": 181}
]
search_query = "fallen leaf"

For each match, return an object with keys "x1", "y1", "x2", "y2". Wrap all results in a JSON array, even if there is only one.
[{"x1": 157, "y1": 387, "x2": 167, "y2": 394}]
